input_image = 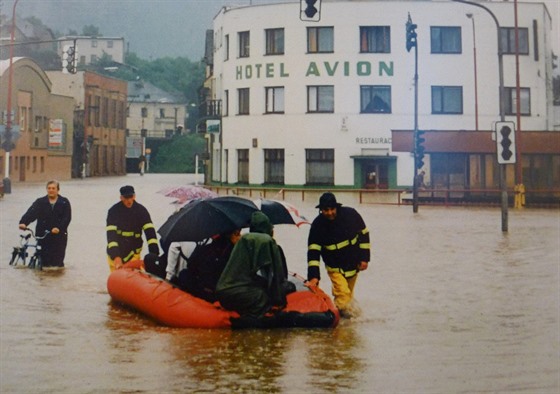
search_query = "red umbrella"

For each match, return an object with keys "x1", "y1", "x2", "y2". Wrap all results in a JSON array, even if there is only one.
[{"x1": 158, "y1": 185, "x2": 218, "y2": 206}]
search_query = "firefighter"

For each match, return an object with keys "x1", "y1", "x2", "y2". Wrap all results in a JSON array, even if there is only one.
[
  {"x1": 306, "y1": 192, "x2": 370, "y2": 318},
  {"x1": 106, "y1": 185, "x2": 159, "y2": 272}
]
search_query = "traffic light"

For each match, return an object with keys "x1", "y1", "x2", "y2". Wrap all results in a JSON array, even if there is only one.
[
  {"x1": 300, "y1": 0, "x2": 321, "y2": 22},
  {"x1": 415, "y1": 129, "x2": 426, "y2": 169},
  {"x1": 406, "y1": 14, "x2": 417, "y2": 52},
  {"x1": 495, "y1": 121, "x2": 516, "y2": 164},
  {"x1": 62, "y1": 45, "x2": 77, "y2": 74}
]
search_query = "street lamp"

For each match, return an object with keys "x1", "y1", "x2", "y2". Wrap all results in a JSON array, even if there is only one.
[
  {"x1": 466, "y1": 13, "x2": 479, "y2": 131},
  {"x1": 452, "y1": 0, "x2": 508, "y2": 232}
]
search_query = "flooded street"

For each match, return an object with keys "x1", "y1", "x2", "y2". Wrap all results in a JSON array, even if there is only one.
[{"x1": 1, "y1": 174, "x2": 558, "y2": 393}]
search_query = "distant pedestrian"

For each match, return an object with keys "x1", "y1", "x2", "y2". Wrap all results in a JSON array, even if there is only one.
[
  {"x1": 106, "y1": 185, "x2": 159, "y2": 272},
  {"x1": 306, "y1": 192, "x2": 370, "y2": 318},
  {"x1": 138, "y1": 155, "x2": 146, "y2": 176},
  {"x1": 19, "y1": 180, "x2": 72, "y2": 269}
]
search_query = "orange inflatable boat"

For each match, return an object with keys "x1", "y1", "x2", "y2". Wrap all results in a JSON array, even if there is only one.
[{"x1": 107, "y1": 263, "x2": 339, "y2": 329}]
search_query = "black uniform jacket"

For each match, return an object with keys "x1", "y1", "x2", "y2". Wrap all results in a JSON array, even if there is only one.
[
  {"x1": 106, "y1": 201, "x2": 159, "y2": 262},
  {"x1": 307, "y1": 206, "x2": 370, "y2": 280}
]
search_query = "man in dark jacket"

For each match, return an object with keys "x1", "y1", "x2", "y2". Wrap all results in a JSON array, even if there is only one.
[
  {"x1": 307, "y1": 192, "x2": 370, "y2": 317},
  {"x1": 216, "y1": 212, "x2": 287, "y2": 317},
  {"x1": 106, "y1": 185, "x2": 159, "y2": 272},
  {"x1": 19, "y1": 180, "x2": 72, "y2": 269}
]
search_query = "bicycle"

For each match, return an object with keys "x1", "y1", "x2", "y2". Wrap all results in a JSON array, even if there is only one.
[{"x1": 9, "y1": 228, "x2": 50, "y2": 270}]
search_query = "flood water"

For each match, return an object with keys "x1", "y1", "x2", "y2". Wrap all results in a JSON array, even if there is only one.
[{"x1": 1, "y1": 174, "x2": 558, "y2": 393}]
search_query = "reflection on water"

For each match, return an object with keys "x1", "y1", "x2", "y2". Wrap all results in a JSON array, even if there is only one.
[{"x1": 1, "y1": 175, "x2": 558, "y2": 393}]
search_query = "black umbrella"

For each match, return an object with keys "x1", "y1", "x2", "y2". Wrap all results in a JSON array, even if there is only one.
[
  {"x1": 158, "y1": 196, "x2": 258, "y2": 244},
  {"x1": 254, "y1": 199, "x2": 309, "y2": 226}
]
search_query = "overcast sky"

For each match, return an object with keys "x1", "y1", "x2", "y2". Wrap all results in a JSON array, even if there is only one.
[{"x1": 8, "y1": 0, "x2": 559, "y2": 61}]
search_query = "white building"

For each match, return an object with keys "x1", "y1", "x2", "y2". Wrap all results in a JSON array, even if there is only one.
[
  {"x1": 207, "y1": 0, "x2": 557, "y2": 196},
  {"x1": 57, "y1": 36, "x2": 125, "y2": 66}
]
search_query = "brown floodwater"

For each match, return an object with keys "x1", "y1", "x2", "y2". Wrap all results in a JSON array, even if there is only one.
[{"x1": 1, "y1": 174, "x2": 558, "y2": 393}]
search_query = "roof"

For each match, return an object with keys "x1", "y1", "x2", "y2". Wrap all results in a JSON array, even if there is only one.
[{"x1": 127, "y1": 80, "x2": 185, "y2": 104}]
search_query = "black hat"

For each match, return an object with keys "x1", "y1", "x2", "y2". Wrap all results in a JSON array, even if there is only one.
[
  {"x1": 316, "y1": 192, "x2": 342, "y2": 209},
  {"x1": 120, "y1": 185, "x2": 135, "y2": 197}
]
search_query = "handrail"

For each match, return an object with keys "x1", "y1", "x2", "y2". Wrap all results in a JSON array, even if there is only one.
[{"x1": 204, "y1": 185, "x2": 559, "y2": 208}]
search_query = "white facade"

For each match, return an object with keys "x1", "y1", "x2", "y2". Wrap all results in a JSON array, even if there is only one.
[
  {"x1": 58, "y1": 36, "x2": 125, "y2": 66},
  {"x1": 127, "y1": 81, "x2": 188, "y2": 141},
  {"x1": 210, "y1": 0, "x2": 554, "y2": 188}
]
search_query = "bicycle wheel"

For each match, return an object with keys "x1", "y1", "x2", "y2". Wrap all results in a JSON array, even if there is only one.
[
  {"x1": 9, "y1": 247, "x2": 26, "y2": 267},
  {"x1": 28, "y1": 254, "x2": 42, "y2": 270}
]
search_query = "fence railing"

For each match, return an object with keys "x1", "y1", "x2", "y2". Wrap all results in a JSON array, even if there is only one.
[{"x1": 205, "y1": 185, "x2": 559, "y2": 208}]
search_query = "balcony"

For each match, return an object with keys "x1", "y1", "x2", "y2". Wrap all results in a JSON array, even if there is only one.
[{"x1": 198, "y1": 100, "x2": 221, "y2": 119}]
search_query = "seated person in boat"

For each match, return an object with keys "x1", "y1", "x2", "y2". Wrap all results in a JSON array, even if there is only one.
[
  {"x1": 164, "y1": 241, "x2": 197, "y2": 282},
  {"x1": 175, "y1": 229, "x2": 242, "y2": 303},
  {"x1": 215, "y1": 212, "x2": 290, "y2": 317}
]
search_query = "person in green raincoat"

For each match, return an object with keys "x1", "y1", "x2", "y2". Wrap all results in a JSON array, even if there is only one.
[{"x1": 216, "y1": 212, "x2": 288, "y2": 317}]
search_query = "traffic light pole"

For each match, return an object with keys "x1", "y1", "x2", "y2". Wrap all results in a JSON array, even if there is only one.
[
  {"x1": 412, "y1": 37, "x2": 419, "y2": 213},
  {"x1": 406, "y1": 14, "x2": 420, "y2": 213}
]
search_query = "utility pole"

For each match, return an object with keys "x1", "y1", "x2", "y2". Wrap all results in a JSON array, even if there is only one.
[{"x1": 2, "y1": 0, "x2": 21, "y2": 194}]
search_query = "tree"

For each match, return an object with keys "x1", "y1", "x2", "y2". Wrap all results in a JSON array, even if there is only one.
[
  {"x1": 150, "y1": 134, "x2": 207, "y2": 173},
  {"x1": 82, "y1": 25, "x2": 102, "y2": 37}
]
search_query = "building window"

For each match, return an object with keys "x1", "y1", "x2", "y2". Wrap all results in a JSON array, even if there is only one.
[
  {"x1": 432, "y1": 86, "x2": 463, "y2": 114},
  {"x1": 224, "y1": 34, "x2": 229, "y2": 61},
  {"x1": 111, "y1": 99, "x2": 117, "y2": 128},
  {"x1": 118, "y1": 102, "x2": 125, "y2": 129},
  {"x1": 307, "y1": 86, "x2": 334, "y2": 113},
  {"x1": 264, "y1": 149, "x2": 285, "y2": 184},
  {"x1": 238, "y1": 88, "x2": 250, "y2": 115},
  {"x1": 500, "y1": 27, "x2": 529, "y2": 54},
  {"x1": 94, "y1": 96, "x2": 101, "y2": 126},
  {"x1": 223, "y1": 90, "x2": 229, "y2": 117},
  {"x1": 91, "y1": 54, "x2": 98, "y2": 63},
  {"x1": 159, "y1": 108, "x2": 165, "y2": 118},
  {"x1": 102, "y1": 97, "x2": 109, "y2": 127},
  {"x1": 107, "y1": 40, "x2": 113, "y2": 48},
  {"x1": 265, "y1": 87, "x2": 285, "y2": 114},
  {"x1": 431, "y1": 26, "x2": 462, "y2": 54},
  {"x1": 141, "y1": 107, "x2": 148, "y2": 118},
  {"x1": 307, "y1": 26, "x2": 334, "y2": 53},
  {"x1": 360, "y1": 26, "x2": 391, "y2": 53},
  {"x1": 306, "y1": 149, "x2": 334, "y2": 185},
  {"x1": 238, "y1": 31, "x2": 250, "y2": 58},
  {"x1": 265, "y1": 28, "x2": 284, "y2": 55},
  {"x1": 505, "y1": 87, "x2": 531, "y2": 115},
  {"x1": 360, "y1": 85, "x2": 391, "y2": 113},
  {"x1": 91, "y1": 40, "x2": 98, "y2": 48},
  {"x1": 238, "y1": 149, "x2": 249, "y2": 184}
]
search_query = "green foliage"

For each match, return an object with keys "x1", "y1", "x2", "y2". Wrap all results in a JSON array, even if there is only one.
[
  {"x1": 150, "y1": 134, "x2": 207, "y2": 173},
  {"x1": 93, "y1": 52, "x2": 204, "y2": 104},
  {"x1": 82, "y1": 25, "x2": 102, "y2": 37}
]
